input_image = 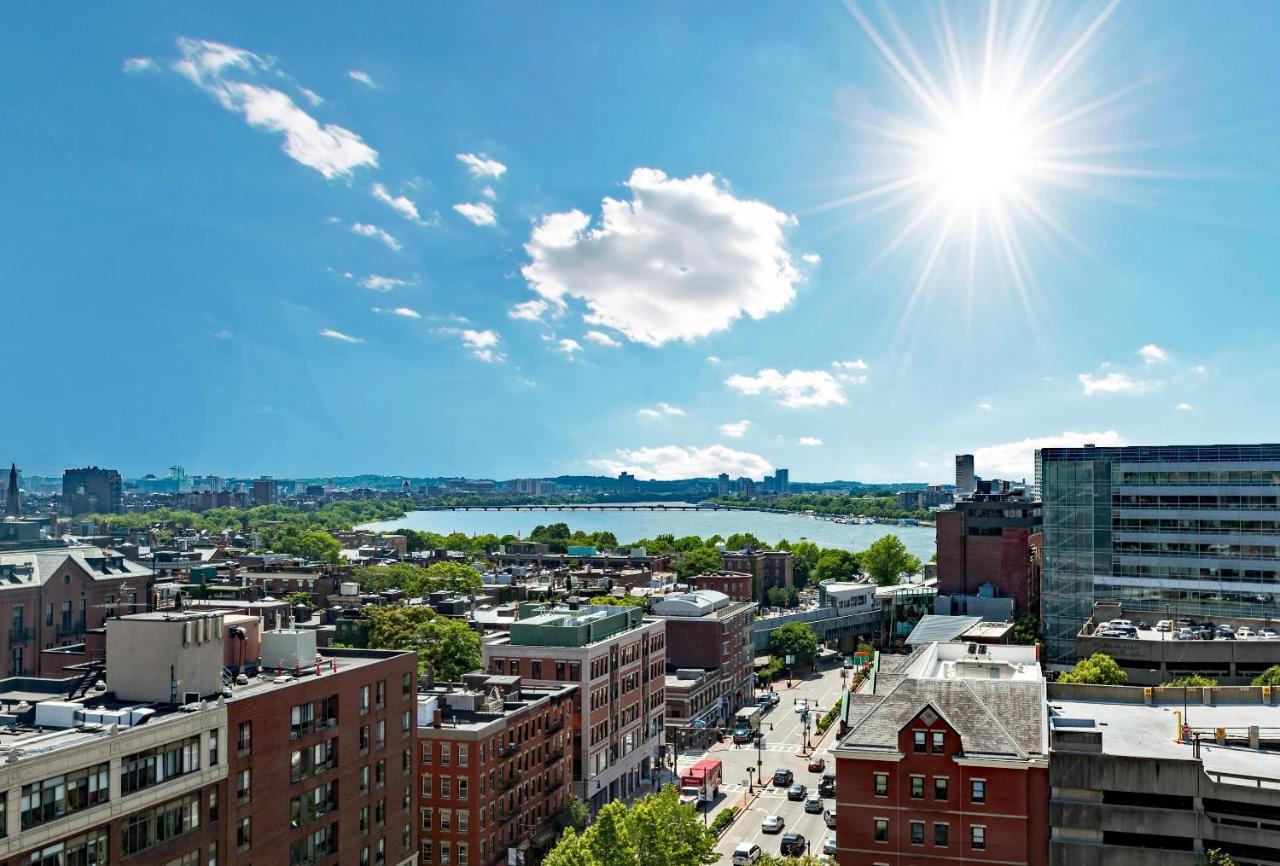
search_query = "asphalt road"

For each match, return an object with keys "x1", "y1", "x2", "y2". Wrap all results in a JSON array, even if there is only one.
[{"x1": 675, "y1": 660, "x2": 852, "y2": 862}]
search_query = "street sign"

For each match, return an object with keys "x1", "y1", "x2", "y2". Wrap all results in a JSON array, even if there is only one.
[{"x1": 785, "y1": 654, "x2": 795, "y2": 666}]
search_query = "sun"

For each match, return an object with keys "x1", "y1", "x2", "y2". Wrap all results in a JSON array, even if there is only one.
[{"x1": 824, "y1": 0, "x2": 1156, "y2": 319}]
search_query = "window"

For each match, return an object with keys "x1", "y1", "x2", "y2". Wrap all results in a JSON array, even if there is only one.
[
  {"x1": 236, "y1": 769, "x2": 251, "y2": 804},
  {"x1": 458, "y1": 842, "x2": 469, "y2": 866},
  {"x1": 291, "y1": 739, "x2": 337, "y2": 782},
  {"x1": 458, "y1": 809, "x2": 469, "y2": 831},
  {"x1": 377, "y1": 679, "x2": 387, "y2": 708},
  {"x1": 441, "y1": 743, "x2": 451, "y2": 766},
  {"x1": 361, "y1": 805, "x2": 371, "y2": 835},
  {"x1": 361, "y1": 685, "x2": 371, "y2": 713},
  {"x1": 971, "y1": 826, "x2": 986, "y2": 850},
  {"x1": 422, "y1": 774, "x2": 433, "y2": 797},
  {"x1": 403, "y1": 710, "x2": 412, "y2": 735},
  {"x1": 24, "y1": 829, "x2": 108, "y2": 866},
  {"x1": 440, "y1": 777, "x2": 451, "y2": 798},
  {"x1": 360, "y1": 765, "x2": 371, "y2": 795},
  {"x1": 289, "y1": 823, "x2": 338, "y2": 865},
  {"x1": 910, "y1": 775, "x2": 924, "y2": 799},
  {"x1": 209, "y1": 729, "x2": 220, "y2": 766},
  {"x1": 422, "y1": 840, "x2": 433, "y2": 864},
  {"x1": 932, "y1": 730, "x2": 945, "y2": 753},
  {"x1": 376, "y1": 798, "x2": 387, "y2": 826},
  {"x1": 404, "y1": 822, "x2": 412, "y2": 853},
  {"x1": 873, "y1": 772, "x2": 888, "y2": 796},
  {"x1": 403, "y1": 748, "x2": 412, "y2": 774},
  {"x1": 20, "y1": 763, "x2": 109, "y2": 829},
  {"x1": 971, "y1": 779, "x2": 986, "y2": 804},
  {"x1": 121, "y1": 736, "x2": 202, "y2": 793},
  {"x1": 531, "y1": 661, "x2": 542, "y2": 679},
  {"x1": 403, "y1": 672, "x2": 413, "y2": 699},
  {"x1": 510, "y1": 660, "x2": 520, "y2": 677},
  {"x1": 290, "y1": 781, "x2": 338, "y2": 828},
  {"x1": 440, "y1": 808, "x2": 452, "y2": 831},
  {"x1": 913, "y1": 730, "x2": 926, "y2": 753},
  {"x1": 376, "y1": 719, "x2": 386, "y2": 748},
  {"x1": 208, "y1": 786, "x2": 219, "y2": 823},
  {"x1": 423, "y1": 742, "x2": 433, "y2": 764},
  {"x1": 422, "y1": 807, "x2": 433, "y2": 830},
  {"x1": 910, "y1": 821, "x2": 924, "y2": 845},
  {"x1": 441, "y1": 841, "x2": 451, "y2": 865},
  {"x1": 377, "y1": 759, "x2": 386, "y2": 787},
  {"x1": 458, "y1": 777, "x2": 468, "y2": 799},
  {"x1": 934, "y1": 777, "x2": 948, "y2": 800},
  {"x1": 934, "y1": 823, "x2": 949, "y2": 847},
  {"x1": 121, "y1": 794, "x2": 201, "y2": 855},
  {"x1": 873, "y1": 818, "x2": 889, "y2": 842},
  {"x1": 458, "y1": 744, "x2": 468, "y2": 767},
  {"x1": 237, "y1": 722, "x2": 252, "y2": 755}
]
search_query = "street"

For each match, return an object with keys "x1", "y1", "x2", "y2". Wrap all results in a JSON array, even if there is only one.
[{"x1": 674, "y1": 660, "x2": 851, "y2": 861}]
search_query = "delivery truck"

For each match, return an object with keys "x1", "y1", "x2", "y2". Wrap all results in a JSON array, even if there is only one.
[
  {"x1": 732, "y1": 705, "x2": 762, "y2": 743},
  {"x1": 678, "y1": 758, "x2": 723, "y2": 806}
]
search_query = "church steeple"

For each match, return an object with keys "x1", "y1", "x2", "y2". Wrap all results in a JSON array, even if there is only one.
[{"x1": 4, "y1": 463, "x2": 19, "y2": 518}]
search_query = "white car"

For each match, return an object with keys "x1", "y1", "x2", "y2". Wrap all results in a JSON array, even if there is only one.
[
  {"x1": 761, "y1": 814, "x2": 785, "y2": 834},
  {"x1": 794, "y1": 699, "x2": 808, "y2": 714},
  {"x1": 1237, "y1": 627, "x2": 1257, "y2": 640},
  {"x1": 732, "y1": 842, "x2": 763, "y2": 865},
  {"x1": 1155, "y1": 620, "x2": 1172, "y2": 632},
  {"x1": 823, "y1": 836, "x2": 838, "y2": 856},
  {"x1": 1259, "y1": 628, "x2": 1279, "y2": 640}
]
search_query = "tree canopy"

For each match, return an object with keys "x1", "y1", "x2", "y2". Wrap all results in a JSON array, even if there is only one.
[
  {"x1": 364, "y1": 606, "x2": 480, "y2": 679},
  {"x1": 1058, "y1": 653, "x2": 1128, "y2": 685},
  {"x1": 812, "y1": 548, "x2": 860, "y2": 584},
  {"x1": 352, "y1": 561, "x2": 482, "y2": 597},
  {"x1": 1253, "y1": 665, "x2": 1280, "y2": 687},
  {"x1": 542, "y1": 786, "x2": 717, "y2": 866},
  {"x1": 1162, "y1": 675, "x2": 1217, "y2": 688},
  {"x1": 769, "y1": 621, "x2": 818, "y2": 667},
  {"x1": 859, "y1": 534, "x2": 921, "y2": 586},
  {"x1": 675, "y1": 546, "x2": 724, "y2": 580}
]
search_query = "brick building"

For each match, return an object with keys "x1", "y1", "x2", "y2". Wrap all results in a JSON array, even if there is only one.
[
  {"x1": 720, "y1": 549, "x2": 792, "y2": 601},
  {"x1": 651, "y1": 590, "x2": 756, "y2": 730},
  {"x1": 62, "y1": 466, "x2": 122, "y2": 515},
  {"x1": 0, "y1": 543, "x2": 152, "y2": 676},
  {"x1": 482, "y1": 603, "x2": 666, "y2": 812},
  {"x1": 935, "y1": 492, "x2": 1042, "y2": 617},
  {"x1": 691, "y1": 571, "x2": 754, "y2": 603},
  {"x1": 417, "y1": 674, "x2": 577, "y2": 866},
  {"x1": 833, "y1": 642, "x2": 1049, "y2": 866}
]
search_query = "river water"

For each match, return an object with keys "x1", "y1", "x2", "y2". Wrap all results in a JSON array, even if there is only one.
[{"x1": 359, "y1": 506, "x2": 936, "y2": 558}]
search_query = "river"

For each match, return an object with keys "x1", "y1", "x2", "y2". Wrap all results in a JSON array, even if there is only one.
[{"x1": 359, "y1": 505, "x2": 935, "y2": 558}]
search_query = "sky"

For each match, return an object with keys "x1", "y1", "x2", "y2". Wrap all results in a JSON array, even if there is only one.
[{"x1": 4, "y1": 2, "x2": 1280, "y2": 483}]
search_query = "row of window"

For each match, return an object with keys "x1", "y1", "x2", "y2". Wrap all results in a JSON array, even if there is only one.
[
  {"x1": 872, "y1": 817, "x2": 986, "y2": 850},
  {"x1": 873, "y1": 772, "x2": 985, "y2": 803},
  {"x1": 491, "y1": 658, "x2": 580, "y2": 680}
]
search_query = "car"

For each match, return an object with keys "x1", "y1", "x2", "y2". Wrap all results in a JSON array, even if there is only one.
[
  {"x1": 773, "y1": 768, "x2": 793, "y2": 787},
  {"x1": 808, "y1": 756, "x2": 825, "y2": 772},
  {"x1": 1176, "y1": 628, "x2": 1196, "y2": 640},
  {"x1": 794, "y1": 699, "x2": 809, "y2": 714},
  {"x1": 1155, "y1": 620, "x2": 1172, "y2": 632},
  {"x1": 822, "y1": 836, "x2": 838, "y2": 856},
  {"x1": 841, "y1": 657, "x2": 855, "y2": 669},
  {"x1": 824, "y1": 807, "x2": 837, "y2": 829},
  {"x1": 804, "y1": 794, "x2": 823, "y2": 814},
  {"x1": 1237, "y1": 627, "x2": 1258, "y2": 640},
  {"x1": 762, "y1": 692, "x2": 780, "y2": 708},
  {"x1": 818, "y1": 771, "x2": 836, "y2": 797},
  {"x1": 731, "y1": 842, "x2": 763, "y2": 865},
  {"x1": 1260, "y1": 628, "x2": 1279, "y2": 640},
  {"x1": 1137, "y1": 621, "x2": 1151, "y2": 630},
  {"x1": 1176, "y1": 618, "x2": 1194, "y2": 629},
  {"x1": 761, "y1": 815, "x2": 785, "y2": 834},
  {"x1": 779, "y1": 833, "x2": 807, "y2": 857},
  {"x1": 1218, "y1": 630, "x2": 1237, "y2": 641},
  {"x1": 787, "y1": 783, "x2": 807, "y2": 801}
]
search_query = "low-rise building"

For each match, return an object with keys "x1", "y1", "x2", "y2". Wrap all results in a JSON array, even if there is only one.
[
  {"x1": 416, "y1": 674, "x2": 577, "y2": 866},
  {"x1": 692, "y1": 570, "x2": 754, "y2": 602},
  {"x1": 652, "y1": 590, "x2": 756, "y2": 732}
]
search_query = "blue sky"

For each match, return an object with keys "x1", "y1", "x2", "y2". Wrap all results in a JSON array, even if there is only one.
[{"x1": 4, "y1": 2, "x2": 1279, "y2": 483}]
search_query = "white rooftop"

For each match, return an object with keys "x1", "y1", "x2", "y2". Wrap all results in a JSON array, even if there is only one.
[{"x1": 904, "y1": 641, "x2": 1042, "y2": 682}]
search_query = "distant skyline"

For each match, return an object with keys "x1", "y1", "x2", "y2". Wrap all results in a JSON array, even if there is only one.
[{"x1": 4, "y1": 3, "x2": 1279, "y2": 483}]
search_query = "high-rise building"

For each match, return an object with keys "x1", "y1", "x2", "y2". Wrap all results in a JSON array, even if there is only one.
[
  {"x1": 482, "y1": 603, "x2": 666, "y2": 812},
  {"x1": 955, "y1": 454, "x2": 976, "y2": 499},
  {"x1": 775, "y1": 468, "x2": 789, "y2": 493},
  {"x1": 62, "y1": 466, "x2": 123, "y2": 515},
  {"x1": 251, "y1": 476, "x2": 278, "y2": 505},
  {"x1": 1038, "y1": 443, "x2": 1280, "y2": 662},
  {"x1": 736, "y1": 477, "x2": 755, "y2": 499},
  {"x1": 4, "y1": 462, "x2": 18, "y2": 518},
  {"x1": 717, "y1": 473, "x2": 730, "y2": 497}
]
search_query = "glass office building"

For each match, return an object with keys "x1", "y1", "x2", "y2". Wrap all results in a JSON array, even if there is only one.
[{"x1": 1037, "y1": 444, "x2": 1280, "y2": 662}]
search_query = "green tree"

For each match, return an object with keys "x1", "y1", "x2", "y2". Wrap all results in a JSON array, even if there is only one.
[
  {"x1": 543, "y1": 829, "x2": 597, "y2": 866},
  {"x1": 676, "y1": 547, "x2": 724, "y2": 580},
  {"x1": 790, "y1": 540, "x2": 821, "y2": 588},
  {"x1": 290, "y1": 529, "x2": 342, "y2": 563},
  {"x1": 811, "y1": 549, "x2": 860, "y2": 584},
  {"x1": 364, "y1": 606, "x2": 480, "y2": 680},
  {"x1": 585, "y1": 595, "x2": 649, "y2": 609},
  {"x1": 1058, "y1": 653, "x2": 1128, "y2": 685},
  {"x1": 758, "y1": 855, "x2": 829, "y2": 866},
  {"x1": 859, "y1": 534, "x2": 921, "y2": 586},
  {"x1": 629, "y1": 785, "x2": 717, "y2": 866},
  {"x1": 1011, "y1": 615, "x2": 1040, "y2": 646},
  {"x1": 769, "y1": 622, "x2": 818, "y2": 668},
  {"x1": 1204, "y1": 849, "x2": 1237, "y2": 866},
  {"x1": 1253, "y1": 665, "x2": 1280, "y2": 687},
  {"x1": 583, "y1": 801, "x2": 637, "y2": 866},
  {"x1": 555, "y1": 797, "x2": 590, "y2": 832},
  {"x1": 767, "y1": 587, "x2": 790, "y2": 610},
  {"x1": 1163, "y1": 675, "x2": 1217, "y2": 688},
  {"x1": 285, "y1": 592, "x2": 314, "y2": 609},
  {"x1": 418, "y1": 561, "x2": 483, "y2": 595},
  {"x1": 725, "y1": 532, "x2": 764, "y2": 550}
]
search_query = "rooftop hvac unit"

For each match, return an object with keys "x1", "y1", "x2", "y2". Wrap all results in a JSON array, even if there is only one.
[
  {"x1": 261, "y1": 629, "x2": 317, "y2": 671},
  {"x1": 339, "y1": 582, "x2": 360, "y2": 597}
]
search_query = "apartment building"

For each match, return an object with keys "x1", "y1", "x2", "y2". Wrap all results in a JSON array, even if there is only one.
[
  {"x1": 482, "y1": 603, "x2": 666, "y2": 812},
  {"x1": 936, "y1": 491, "x2": 1043, "y2": 618},
  {"x1": 691, "y1": 570, "x2": 754, "y2": 603},
  {"x1": 720, "y1": 548, "x2": 793, "y2": 600},
  {"x1": 832, "y1": 642, "x2": 1049, "y2": 866},
  {"x1": 416, "y1": 674, "x2": 577, "y2": 866},
  {"x1": 62, "y1": 467, "x2": 122, "y2": 516},
  {"x1": 651, "y1": 590, "x2": 756, "y2": 729}
]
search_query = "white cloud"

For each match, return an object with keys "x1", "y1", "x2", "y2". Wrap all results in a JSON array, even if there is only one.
[
  {"x1": 1138, "y1": 344, "x2": 1170, "y2": 365},
  {"x1": 831, "y1": 359, "x2": 870, "y2": 384},
  {"x1": 584, "y1": 330, "x2": 621, "y2": 347},
  {"x1": 1175, "y1": 402, "x2": 1194, "y2": 412},
  {"x1": 456, "y1": 153, "x2": 507, "y2": 179},
  {"x1": 798, "y1": 437, "x2": 823, "y2": 447},
  {"x1": 209, "y1": 328, "x2": 233, "y2": 340},
  {"x1": 639, "y1": 403, "x2": 685, "y2": 419},
  {"x1": 392, "y1": 307, "x2": 421, "y2": 319},
  {"x1": 122, "y1": 57, "x2": 158, "y2": 74},
  {"x1": 978, "y1": 401, "x2": 993, "y2": 411},
  {"x1": 719, "y1": 420, "x2": 750, "y2": 438},
  {"x1": 726, "y1": 368, "x2": 846, "y2": 408},
  {"x1": 347, "y1": 69, "x2": 376, "y2": 88},
  {"x1": 916, "y1": 460, "x2": 929, "y2": 469},
  {"x1": 589, "y1": 444, "x2": 772, "y2": 480},
  {"x1": 520, "y1": 168, "x2": 801, "y2": 346},
  {"x1": 975, "y1": 430, "x2": 1126, "y2": 479},
  {"x1": 706, "y1": 355, "x2": 723, "y2": 364},
  {"x1": 350, "y1": 223, "x2": 401, "y2": 251},
  {"x1": 371, "y1": 183, "x2": 422, "y2": 223},
  {"x1": 1191, "y1": 364, "x2": 1207, "y2": 374},
  {"x1": 507, "y1": 299, "x2": 549, "y2": 322},
  {"x1": 482, "y1": 186, "x2": 497, "y2": 200},
  {"x1": 453, "y1": 202, "x2": 497, "y2": 227},
  {"x1": 832, "y1": 359, "x2": 869, "y2": 371},
  {"x1": 556, "y1": 338, "x2": 583, "y2": 357},
  {"x1": 802, "y1": 253, "x2": 821, "y2": 265},
  {"x1": 359, "y1": 274, "x2": 413, "y2": 291},
  {"x1": 320, "y1": 328, "x2": 363, "y2": 343},
  {"x1": 444, "y1": 328, "x2": 504, "y2": 363},
  {"x1": 297, "y1": 86, "x2": 322, "y2": 107},
  {"x1": 1078, "y1": 371, "x2": 1159, "y2": 396},
  {"x1": 173, "y1": 38, "x2": 378, "y2": 180}
]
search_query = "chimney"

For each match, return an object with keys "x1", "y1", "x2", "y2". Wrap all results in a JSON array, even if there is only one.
[{"x1": 433, "y1": 707, "x2": 443, "y2": 728}]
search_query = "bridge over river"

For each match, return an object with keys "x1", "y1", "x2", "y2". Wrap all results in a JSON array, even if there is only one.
[{"x1": 416, "y1": 503, "x2": 747, "y2": 512}]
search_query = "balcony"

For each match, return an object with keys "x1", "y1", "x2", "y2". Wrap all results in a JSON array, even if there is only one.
[
  {"x1": 8, "y1": 627, "x2": 31, "y2": 644},
  {"x1": 56, "y1": 619, "x2": 86, "y2": 637},
  {"x1": 547, "y1": 718, "x2": 565, "y2": 734},
  {"x1": 544, "y1": 748, "x2": 565, "y2": 766},
  {"x1": 501, "y1": 772, "x2": 521, "y2": 791}
]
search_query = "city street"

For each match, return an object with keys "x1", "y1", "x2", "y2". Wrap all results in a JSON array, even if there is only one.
[{"x1": 674, "y1": 659, "x2": 852, "y2": 861}]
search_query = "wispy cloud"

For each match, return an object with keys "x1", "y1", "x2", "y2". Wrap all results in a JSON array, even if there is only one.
[
  {"x1": 555, "y1": 338, "x2": 583, "y2": 357},
  {"x1": 508, "y1": 299, "x2": 549, "y2": 322},
  {"x1": 359, "y1": 274, "x2": 413, "y2": 291},
  {"x1": 589, "y1": 444, "x2": 771, "y2": 481},
  {"x1": 798, "y1": 436, "x2": 823, "y2": 447},
  {"x1": 391, "y1": 307, "x2": 420, "y2": 319},
  {"x1": 1078, "y1": 371, "x2": 1159, "y2": 396},
  {"x1": 802, "y1": 253, "x2": 821, "y2": 265},
  {"x1": 172, "y1": 38, "x2": 378, "y2": 180},
  {"x1": 1190, "y1": 364, "x2": 1207, "y2": 374},
  {"x1": 297, "y1": 86, "x2": 322, "y2": 107},
  {"x1": 122, "y1": 57, "x2": 158, "y2": 74},
  {"x1": 975, "y1": 430, "x2": 1126, "y2": 478},
  {"x1": 443, "y1": 328, "x2": 504, "y2": 363},
  {"x1": 584, "y1": 330, "x2": 620, "y2": 347},
  {"x1": 719, "y1": 420, "x2": 750, "y2": 438},
  {"x1": 1138, "y1": 344, "x2": 1170, "y2": 365},
  {"x1": 638, "y1": 403, "x2": 685, "y2": 419},
  {"x1": 320, "y1": 328, "x2": 363, "y2": 343},
  {"x1": 350, "y1": 222, "x2": 401, "y2": 251},
  {"x1": 978, "y1": 401, "x2": 993, "y2": 411},
  {"x1": 347, "y1": 69, "x2": 376, "y2": 88},
  {"x1": 453, "y1": 202, "x2": 497, "y2": 227},
  {"x1": 456, "y1": 153, "x2": 507, "y2": 179},
  {"x1": 726, "y1": 368, "x2": 846, "y2": 408},
  {"x1": 370, "y1": 183, "x2": 423, "y2": 223},
  {"x1": 706, "y1": 356, "x2": 723, "y2": 364},
  {"x1": 1175, "y1": 402, "x2": 1194, "y2": 412}
]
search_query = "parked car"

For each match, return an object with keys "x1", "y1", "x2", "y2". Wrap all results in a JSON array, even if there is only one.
[
  {"x1": 823, "y1": 836, "x2": 838, "y2": 856},
  {"x1": 761, "y1": 814, "x2": 785, "y2": 834},
  {"x1": 824, "y1": 808, "x2": 837, "y2": 829},
  {"x1": 841, "y1": 657, "x2": 855, "y2": 669},
  {"x1": 1237, "y1": 627, "x2": 1258, "y2": 640},
  {"x1": 1155, "y1": 620, "x2": 1172, "y2": 632},
  {"x1": 1217, "y1": 629, "x2": 1237, "y2": 641},
  {"x1": 761, "y1": 692, "x2": 780, "y2": 709},
  {"x1": 1137, "y1": 621, "x2": 1151, "y2": 630},
  {"x1": 1176, "y1": 628, "x2": 1196, "y2": 640},
  {"x1": 804, "y1": 794, "x2": 824, "y2": 814},
  {"x1": 1259, "y1": 628, "x2": 1279, "y2": 640},
  {"x1": 780, "y1": 833, "x2": 807, "y2": 856},
  {"x1": 732, "y1": 843, "x2": 763, "y2": 865},
  {"x1": 787, "y1": 783, "x2": 807, "y2": 801},
  {"x1": 794, "y1": 699, "x2": 809, "y2": 714},
  {"x1": 808, "y1": 756, "x2": 825, "y2": 772},
  {"x1": 773, "y1": 768, "x2": 793, "y2": 787}
]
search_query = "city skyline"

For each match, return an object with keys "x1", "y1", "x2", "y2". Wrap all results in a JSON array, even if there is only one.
[{"x1": 5, "y1": 3, "x2": 1279, "y2": 483}]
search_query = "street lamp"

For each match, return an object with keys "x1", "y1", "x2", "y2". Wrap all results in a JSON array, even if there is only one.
[{"x1": 746, "y1": 766, "x2": 755, "y2": 793}]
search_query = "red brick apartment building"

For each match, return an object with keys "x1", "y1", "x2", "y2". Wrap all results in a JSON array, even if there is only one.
[
  {"x1": 0, "y1": 609, "x2": 417, "y2": 866},
  {"x1": 651, "y1": 590, "x2": 756, "y2": 727},
  {"x1": 935, "y1": 493, "x2": 1042, "y2": 617},
  {"x1": 833, "y1": 642, "x2": 1048, "y2": 866},
  {"x1": 482, "y1": 603, "x2": 666, "y2": 812},
  {"x1": 417, "y1": 674, "x2": 577, "y2": 866},
  {"x1": 720, "y1": 549, "x2": 792, "y2": 600},
  {"x1": 691, "y1": 570, "x2": 754, "y2": 603}
]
